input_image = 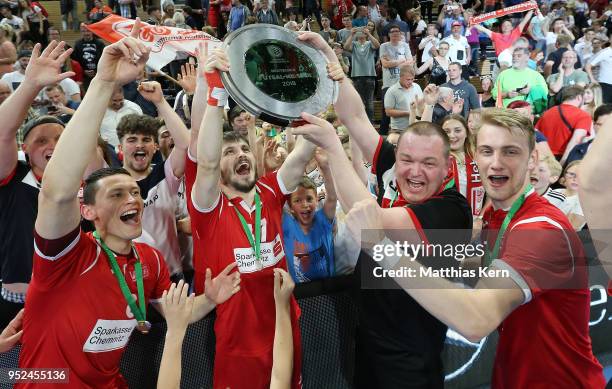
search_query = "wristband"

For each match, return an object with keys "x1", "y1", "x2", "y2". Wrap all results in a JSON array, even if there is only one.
[{"x1": 204, "y1": 70, "x2": 228, "y2": 107}]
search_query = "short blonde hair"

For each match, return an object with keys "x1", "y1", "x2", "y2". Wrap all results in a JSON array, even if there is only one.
[
  {"x1": 478, "y1": 108, "x2": 535, "y2": 152},
  {"x1": 540, "y1": 155, "x2": 562, "y2": 178}
]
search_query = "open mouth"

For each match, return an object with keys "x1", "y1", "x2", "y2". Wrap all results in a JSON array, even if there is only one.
[
  {"x1": 488, "y1": 175, "x2": 509, "y2": 187},
  {"x1": 119, "y1": 209, "x2": 140, "y2": 224},
  {"x1": 529, "y1": 175, "x2": 538, "y2": 186},
  {"x1": 133, "y1": 151, "x2": 147, "y2": 162},
  {"x1": 45, "y1": 153, "x2": 53, "y2": 161},
  {"x1": 235, "y1": 159, "x2": 251, "y2": 176},
  {"x1": 406, "y1": 179, "x2": 425, "y2": 190}
]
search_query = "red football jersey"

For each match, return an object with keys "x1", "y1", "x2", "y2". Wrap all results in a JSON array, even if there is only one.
[
  {"x1": 483, "y1": 189, "x2": 605, "y2": 388},
  {"x1": 185, "y1": 153, "x2": 302, "y2": 389},
  {"x1": 535, "y1": 104, "x2": 592, "y2": 157},
  {"x1": 18, "y1": 229, "x2": 171, "y2": 389}
]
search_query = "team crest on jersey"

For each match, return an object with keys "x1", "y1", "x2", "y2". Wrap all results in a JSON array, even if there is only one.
[{"x1": 128, "y1": 264, "x2": 150, "y2": 281}]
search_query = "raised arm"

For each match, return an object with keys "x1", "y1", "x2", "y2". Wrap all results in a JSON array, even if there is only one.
[
  {"x1": 343, "y1": 28, "x2": 357, "y2": 51},
  {"x1": 0, "y1": 42, "x2": 74, "y2": 181},
  {"x1": 518, "y1": 10, "x2": 533, "y2": 31},
  {"x1": 315, "y1": 149, "x2": 337, "y2": 221},
  {"x1": 36, "y1": 22, "x2": 149, "y2": 240},
  {"x1": 366, "y1": 28, "x2": 380, "y2": 49},
  {"x1": 138, "y1": 81, "x2": 190, "y2": 178},
  {"x1": 191, "y1": 48, "x2": 227, "y2": 210},
  {"x1": 580, "y1": 115, "x2": 612, "y2": 278},
  {"x1": 189, "y1": 43, "x2": 210, "y2": 157},
  {"x1": 416, "y1": 58, "x2": 433, "y2": 75},
  {"x1": 297, "y1": 32, "x2": 380, "y2": 163},
  {"x1": 277, "y1": 135, "x2": 316, "y2": 192},
  {"x1": 473, "y1": 23, "x2": 492, "y2": 37},
  {"x1": 270, "y1": 268, "x2": 295, "y2": 389}
]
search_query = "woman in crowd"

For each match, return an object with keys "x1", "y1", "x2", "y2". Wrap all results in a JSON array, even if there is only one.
[
  {"x1": 416, "y1": 41, "x2": 450, "y2": 85},
  {"x1": 0, "y1": 24, "x2": 16, "y2": 78},
  {"x1": 582, "y1": 83, "x2": 603, "y2": 118},
  {"x1": 19, "y1": 0, "x2": 49, "y2": 46},
  {"x1": 479, "y1": 75, "x2": 495, "y2": 107},
  {"x1": 467, "y1": 108, "x2": 481, "y2": 135},
  {"x1": 559, "y1": 160, "x2": 586, "y2": 231},
  {"x1": 441, "y1": 114, "x2": 485, "y2": 217}
]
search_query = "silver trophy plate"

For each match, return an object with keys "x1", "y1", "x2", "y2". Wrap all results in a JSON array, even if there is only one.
[{"x1": 221, "y1": 24, "x2": 337, "y2": 127}]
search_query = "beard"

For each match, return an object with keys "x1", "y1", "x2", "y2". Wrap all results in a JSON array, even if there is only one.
[{"x1": 221, "y1": 168, "x2": 257, "y2": 193}]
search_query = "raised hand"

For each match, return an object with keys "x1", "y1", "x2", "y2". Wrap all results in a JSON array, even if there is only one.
[
  {"x1": 0, "y1": 309, "x2": 24, "y2": 353},
  {"x1": 95, "y1": 18, "x2": 151, "y2": 86},
  {"x1": 264, "y1": 139, "x2": 284, "y2": 172},
  {"x1": 24, "y1": 41, "x2": 75, "y2": 89},
  {"x1": 423, "y1": 84, "x2": 439, "y2": 106},
  {"x1": 452, "y1": 97, "x2": 464, "y2": 114},
  {"x1": 204, "y1": 262, "x2": 241, "y2": 305},
  {"x1": 292, "y1": 112, "x2": 340, "y2": 150},
  {"x1": 194, "y1": 41, "x2": 209, "y2": 71},
  {"x1": 177, "y1": 63, "x2": 197, "y2": 94},
  {"x1": 273, "y1": 268, "x2": 295, "y2": 307},
  {"x1": 204, "y1": 48, "x2": 230, "y2": 74},
  {"x1": 297, "y1": 31, "x2": 336, "y2": 61},
  {"x1": 161, "y1": 281, "x2": 194, "y2": 335},
  {"x1": 314, "y1": 147, "x2": 329, "y2": 170},
  {"x1": 137, "y1": 81, "x2": 164, "y2": 104}
]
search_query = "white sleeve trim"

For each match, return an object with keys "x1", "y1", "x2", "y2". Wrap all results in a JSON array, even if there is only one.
[
  {"x1": 490, "y1": 259, "x2": 533, "y2": 305},
  {"x1": 34, "y1": 232, "x2": 81, "y2": 261},
  {"x1": 276, "y1": 172, "x2": 294, "y2": 195},
  {"x1": 187, "y1": 147, "x2": 197, "y2": 163},
  {"x1": 163, "y1": 157, "x2": 181, "y2": 191},
  {"x1": 191, "y1": 190, "x2": 221, "y2": 214}
]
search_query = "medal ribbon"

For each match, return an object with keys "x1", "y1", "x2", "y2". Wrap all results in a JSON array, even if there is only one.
[
  {"x1": 93, "y1": 231, "x2": 146, "y2": 325},
  {"x1": 234, "y1": 192, "x2": 262, "y2": 260},
  {"x1": 484, "y1": 184, "x2": 532, "y2": 266}
]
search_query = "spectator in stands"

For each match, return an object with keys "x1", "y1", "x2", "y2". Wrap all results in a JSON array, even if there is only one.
[
  {"x1": 145, "y1": 6, "x2": 163, "y2": 25},
  {"x1": 566, "y1": 104, "x2": 612, "y2": 165},
  {"x1": 384, "y1": 65, "x2": 423, "y2": 131},
  {"x1": 1, "y1": 49, "x2": 29, "y2": 89},
  {"x1": 0, "y1": 24, "x2": 15, "y2": 77},
  {"x1": 228, "y1": 0, "x2": 250, "y2": 32},
  {"x1": 547, "y1": 50, "x2": 589, "y2": 94},
  {"x1": 442, "y1": 21, "x2": 471, "y2": 78},
  {"x1": 441, "y1": 61, "x2": 479, "y2": 118},
  {"x1": 331, "y1": 0, "x2": 355, "y2": 30},
  {"x1": 379, "y1": 24, "x2": 413, "y2": 135},
  {"x1": 283, "y1": 153, "x2": 337, "y2": 283},
  {"x1": 302, "y1": 0, "x2": 322, "y2": 30},
  {"x1": 479, "y1": 75, "x2": 495, "y2": 107},
  {"x1": 441, "y1": 114, "x2": 484, "y2": 216},
  {"x1": 60, "y1": 0, "x2": 79, "y2": 31},
  {"x1": 44, "y1": 84, "x2": 79, "y2": 123},
  {"x1": 0, "y1": 5, "x2": 24, "y2": 35},
  {"x1": 367, "y1": 0, "x2": 381, "y2": 24},
  {"x1": 507, "y1": 100, "x2": 557, "y2": 161},
  {"x1": 536, "y1": 85, "x2": 591, "y2": 164},
  {"x1": 585, "y1": 41, "x2": 612, "y2": 103},
  {"x1": 492, "y1": 47, "x2": 548, "y2": 112},
  {"x1": 108, "y1": 0, "x2": 137, "y2": 19},
  {"x1": 574, "y1": 28, "x2": 596, "y2": 63},
  {"x1": 416, "y1": 41, "x2": 450, "y2": 86},
  {"x1": 100, "y1": 87, "x2": 143, "y2": 148},
  {"x1": 227, "y1": 105, "x2": 253, "y2": 138},
  {"x1": 544, "y1": 34, "x2": 583, "y2": 77},
  {"x1": 181, "y1": 6, "x2": 199, "y2": 29},
  {"x1": 438, "y1": 3, "x2": 465, "y2": 37},
  {"x1": 318, "y1": 14, "x2": 336, "y2": 44},
  {"x1": 473, "y1": 12, "x2": 533, "y2": 66},
  {"x1": 331, "y1": 42, "x2": 349, "y2": 74},
  {"x1": 19, "y1": 0, "x2": 49, "y2": 46},
  {"x1": 344, "y1": 27, "x2": 380, "y2": 121},
  {"x1": 530, "y1": 154, "x2": 569, "y2": 211},
  {"x1": 557, "y1": 160, "x2": 586, "y2": 230},
  {"x1": 336, "y1": 13, "x2": 353, "y2": 48},
  {"x1": 162, "y1": 2, "x2": 176, "y2": 23},
  {"x1": 581, "y1": 83, "x2": 603, "y2": 117},
  {"x1": 418, "y1": 23, "x2": 440, "y2": 65},
  {"x1": 256, "y1": 0, "x2": 279, "y2": 25},
  {"x1": 88, "y1": 0, "x2": 113, "y2": 22},
  {"x1": 467, "y1": 108, "x2": 481, "y2": 134},
  {"x1": 543, "y1": 17, "x2": 575, "y2": 56},
  {"x1": 71, "y1": 23, "x2": 105, "y2": 90},
  {"x1": 381, "y1": 8, "x2": 409, "y2": 42},
  {"x1": 352, "y1": 5, "x2": 368, "y2": 27},
  {"x1": 422, "y1": 84, "x2": 460, "y2": 123}
]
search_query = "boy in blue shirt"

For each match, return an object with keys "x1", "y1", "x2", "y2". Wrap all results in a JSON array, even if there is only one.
[{"x1": 282, "y1": 150, "x2": 337, "y2": 282}]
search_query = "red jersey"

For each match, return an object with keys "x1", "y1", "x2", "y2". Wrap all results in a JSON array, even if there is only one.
[
  {"x1": 535, "y1": 104, "x2": 592, "y2": 157},
  {"x1": 185, "y1": 153, "x2": 302, "y2": 389},
  {"x1": 18, "y1": 228, "x2": 171, "y2": 389},
  {"x1": 449, "y1": 155, "x2": 485, "y2": 217},
  {"x1": 483, "y1": 189, "x2": 605, "y2": 388}
]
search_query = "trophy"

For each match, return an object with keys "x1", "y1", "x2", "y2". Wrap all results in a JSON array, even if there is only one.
[{"x1": 221, "y1": 24, "x2": 338, "y2": 127}]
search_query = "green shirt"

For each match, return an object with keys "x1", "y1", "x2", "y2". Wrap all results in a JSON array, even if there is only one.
[{"x1": 492, "y1": 68, "x2": 549, "y2": 113}]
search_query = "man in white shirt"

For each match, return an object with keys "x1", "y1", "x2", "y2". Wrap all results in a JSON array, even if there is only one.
[
  {"x1": 586, "y1": 45, "x2": 612, "y2": 103},
  {"x1": 442, "y1": 21, "x2": 470, "y2": 78},
  {"x1": 99, "y1": 88, "x2": 143, "y2": 148},
  {"x1": 0, "y1": 5, "x2": 24, "y2": 33},
  {"x1": 384, "y1": 65, "x2": 423, "y2": 131}
]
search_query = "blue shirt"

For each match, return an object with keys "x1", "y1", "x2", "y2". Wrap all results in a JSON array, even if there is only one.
[{"x1": 282, "y1": 208, "x2": 335, "y2": 283}]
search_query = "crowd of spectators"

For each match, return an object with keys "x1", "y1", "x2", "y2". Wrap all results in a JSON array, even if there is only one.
[{"x1": 0, "y1": 0, "x2": 611, "y2": 387}]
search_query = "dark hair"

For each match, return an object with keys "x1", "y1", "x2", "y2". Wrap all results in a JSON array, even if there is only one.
[
  {"x1": 397, "y1": 121, "x2": 450, "y2": 158},
  {"x1": 147, "y1": 5, "x2": 160, "y2": 14},
  {"x1": 83, "y1": 167, "x2": 131, "y2": 205},
  {"x1": 560, "y1": 85, "x2": 585, "y2": 102},
  {"x1": 182, "y1": 5, "x2": 193, "y2": 14},
  {"x1": 594, "y1": 103, "x2": 612, "y2": 122},
  {"x1": 228, "y1": 105, "x2": 246, "y2": 124},
  {"x1": 387, "y1": 23, "x2": 400, "y2": 34},
  {"x1": 222, "y1": 131, "x2": 248, "y2": 145},
  {"x1": 448, "y1": 61, "x2": 462, "y2": 70},
  {"x1": 116, "y1": 114, "x2": 163, "y2": 142},
  {"x1": 296, "y1": 176, "x2": 316, "y2": 192}
]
